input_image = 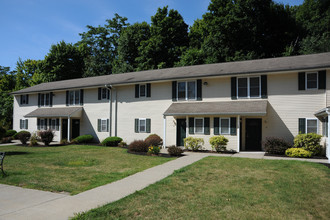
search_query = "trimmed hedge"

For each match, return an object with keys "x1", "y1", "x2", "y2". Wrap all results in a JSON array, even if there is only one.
[
  {"x1": 102, "y1": 137, "x2": 123, "y2": 146},
  {"x1": 184, "y1": 137, "x2": 204, "y2": 151},
  {"x1": 285, "y1": 148, "x2": 312, "y2": 158},
  {"x1": 264, "y1": 137, "x2": 292, "y2": 155},
  {"x1": 5, "y1": 130, "x2": 17, "y2": 138},
  {"x1": 72, "y1": 135, "x2": 94, "y2": 144},
  {"x1": 128, "y1": 140, "x2": 148, "y2": 152},
  {"x1": 209, "y1": 135, "x2": 229, "y2": 152},
  {"x1": 16, "y1": 131, "x2": 31, "y2": 145},
  {"x1": 145, "y1": 134, "x2": 163, "y2": 147},
  {"x1": 167, "y1": 145, "x2": 184, "y2": 156},
  {"x1": 38, "y1": 130, "x2": 54, "y2": 146},
  {"x1": 293, "y1": 133, "x2": 322, "y2": 156}
]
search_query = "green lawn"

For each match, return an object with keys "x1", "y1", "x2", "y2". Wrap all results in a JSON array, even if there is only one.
[
  {"x1": 0, "y1": 145, "x2": 173, "y2": 194},
  {"x1": 74, "y1": 157, "x2": 330, "y2": 220}
]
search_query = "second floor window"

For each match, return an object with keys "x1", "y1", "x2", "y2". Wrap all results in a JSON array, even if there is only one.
[
  {"x1": 38, "y1": 92, "x2": 53, "y2": 107},
  {"x1": 20, "y1": 94, "x2": 29, "y2": 105},
  {"x1": 306, "y1": 72, "x2": 318, "y2": 89},
  {"x1": 178, "y1": 81, "x2": 196, "y2": 100},
  {"x1": 237, "y1": 76, "x2": 260, "y2": 98}
]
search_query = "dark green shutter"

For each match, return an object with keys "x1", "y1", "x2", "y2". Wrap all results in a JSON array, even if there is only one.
[
  {"x1": 197, "y1": 79, "x2": 202, "y2": 101},
  {"x1": 146, "y1": 119, "x2": 151, "y2": 133},
  {"x1": 45, "y1": 119, "x2": 48, "y2": 130},
  {"x1": 261, "y1": 75, "x2": 268, "y2": 98},
  {"x1": 172, "y1": 81, "x2": 177, "y2": 101},
  {"x1": 318, "y1": 70, "x2": 326, "y2": 89},
  {"x1": 19, "y1": 119, "x2": 22, "y2": 129},
  {"x1": 25, "y1": 119, "x2": 28, "y2": 129},
  {"x1": 49, "y1": 119, "x2": 52, "y2": 130},
  {"x1": 107, "y1": 89, "x2": 110, "y2": 99},
  {"x1": 231, "y1": 77, "x2": 237, "y2": 99},
  {"x1": 230, "y1": 117, "x2": 237, "y2": 135},
  {"x1": 189, "y1": 117, "x2": 194, "y2": 134},
  {"x1": 80, "y1": 89, "x2": 84, "y2": 105},
  {"x1": 97, "y1": 119, "x2": 101, "y2": 132},
  {"x1": 107, "y1": 119, "x2": 109, "y2": 132},
  {"x1": 135, "y1": 84, "x2": 139, "y2": 98},
  {"x1": 135, "y1": 119, "x2": 139, "y2": 133},
  {"x1": 147, "y1": 83, "x2": 151, "y2": 97},
  {"x1": 299, "y1": 118, "x2": 306, "y2": 134},
  {"x1": 50, "y1": 92, "x2": 53, "y2": 107},
  {"x1": 214, "y1": 117, "x2": 219, "y2": 135},
  {"x1": 298, "y1": 72, "x2": 305, "y2": 90},
  {"x1": 37, "y1": 119, "x2": 40, "y2": 130},
  {"x1": 26, "y1": 95, "x2": 29, "y2": 104},
  {"x1": 204, "y1": 117, "x2": 210, "y2": 135},
  {"x1": 38, "y1": 93, "x2": 41, "y2": 107},
  {"x1": 98, "y1": 88, "x2": 101, "y2": 100},
  {"x1": 66, "y1": 91, "x2": 69, "y2": 106},
  {"x1": 56, "y1": 119, "x2": 59, "y2": 131}
]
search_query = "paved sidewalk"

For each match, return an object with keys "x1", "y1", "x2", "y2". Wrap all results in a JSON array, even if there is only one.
[{"x1": 0, "y1": 153, "x2": 208, "y2": 220}]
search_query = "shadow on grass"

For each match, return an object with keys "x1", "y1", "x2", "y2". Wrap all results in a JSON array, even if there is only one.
[{"x1": 5, "y1": 151, "x2": 31, "y2": 156}]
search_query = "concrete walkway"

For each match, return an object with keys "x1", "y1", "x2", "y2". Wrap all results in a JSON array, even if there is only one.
[{"x1": 0, "y1": 151, "x2": 328, "y2": 220}]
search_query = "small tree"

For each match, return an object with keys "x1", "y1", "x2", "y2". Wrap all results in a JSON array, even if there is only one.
[{"x1": 38, "y1": 130, "x2": 54, "y2": 146}]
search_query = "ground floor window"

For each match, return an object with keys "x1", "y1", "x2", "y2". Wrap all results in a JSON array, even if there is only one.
[
  {"x1": 194, "y1": 118, "x2": 204, "y2": 134},
  {"x1": 97, "y1": 119, "x2": 109, "y2": 132},
  {"x1": 299, "y1": 118, "x2": 318, "y2": 134},
  {"x1": 19, "y1": 119, "x2": 28, "y2": 129},
  {"x1": 189, "y1": 117, "x2": 210, "y2": 135},
  {"x1": 135, "y1": 118, "x2": 151, "y2": 133},
  {"x1": 37, "y1": 118, "x2": 59, "y2": 131},
  {"x1": 322, "y1": 117, "x2": 328, "y2": 137},
  {"x1": 220, "y1": 118, "x2": 230, "y2": 134}
]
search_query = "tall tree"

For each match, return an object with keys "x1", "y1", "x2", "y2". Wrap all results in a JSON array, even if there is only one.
[
  {"x1": 78, "y1": 14, "x2": 129, "y2": 77},
  {"x1": 15, "y1": 58, "x2": 44, "y2": 89},
  {"x1": 0, "y1": 66, "x2": 15, "y2": 128},
  {"x1": 136, "y1": 6, "x2": 189, "y2": 70}
]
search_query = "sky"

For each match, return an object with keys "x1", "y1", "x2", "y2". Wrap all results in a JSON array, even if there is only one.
[{"x1": 0, "y1": 0, "x2": 304, "y2": 71}]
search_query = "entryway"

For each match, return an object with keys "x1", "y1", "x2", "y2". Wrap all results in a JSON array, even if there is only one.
[
  {"x1": 72, "y1": 119, "x2": 80, "y2": 139},
  {"x1": 176, "y1": 119, "x2": 186, "y2": 146},
  {"x1": 245, "y1": 118, "x2": 262, "y2": 151}
]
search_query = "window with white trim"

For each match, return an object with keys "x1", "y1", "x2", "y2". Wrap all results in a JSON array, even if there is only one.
[
  {"x1": 51, "y1": 119, "x2": 56, "y2": 130},
  {"x1": 322, "y1": 117, "x2": 328, "y2": 137},
  {"x1": 306, "y1": 72, "x2": 318, "y2": 90},
  {"x1": 40, "y1": 119, "x2": 46, "y2": 130},
  {"x1": 139, "y1": 118, "x2": 146, "y2": 133},
  {"x1": 21, "y1": 95, "x2": 28, "y2": 105},
  {"x1": 101, "y1": 88, "x2": 108, "y2": 99},
  {"x1": 140, "y1": 84, "x2": 146, "y2": 97},
  {"x1": 19, "y1": 119, "x2": 28, "y2": 129},
  {"x1": 237, "y1": 76, "x2": 261, "y2": 98},
  {"x1": 101, "y1": 119, "x2": 107, "y2": 132},
  {"x1": 220, "y1": 118, "x2": 230, "y2": 134},
  {"x1": 194, "y1": 118, "x2": 204, "y2": 134},
  {"x1": 306, "y1": 118, "x2": 318, "y2": 134},
  {"x1": 177, "y1": 81, "x2": 196, "y2": 100},
  {"x1": 69, "y1": 90, "x2": 80, "y2": 105},
  {"x1": 39, "y1": 93, "x2": 50, "y2": 106}
]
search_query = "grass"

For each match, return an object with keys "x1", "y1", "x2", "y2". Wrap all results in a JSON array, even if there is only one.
[
  {"x1": 0, "y1": 145, "x2": 173, "y2": 194},
  {"x1": 74, "y1": 157, "x2": 330, "y2": 220}
]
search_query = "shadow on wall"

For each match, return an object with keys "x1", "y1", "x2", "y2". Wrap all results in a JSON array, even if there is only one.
[
  {"x1": 265, "y1": 103, "x2": 294, "y2": 143},
  {"x1": 80, "y1": 110, "x2": 99, "y2": 143}
]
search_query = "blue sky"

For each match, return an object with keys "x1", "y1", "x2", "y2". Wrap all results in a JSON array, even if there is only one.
[{"x1": 0, "y1": 0, "x2": 304, "y2": 71}]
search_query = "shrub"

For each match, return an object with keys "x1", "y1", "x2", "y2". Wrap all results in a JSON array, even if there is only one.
[
  {"x1": 264, "y1": 137, "x2": 292, "y2": 155},
  {"x1": 60, "y1": 139, "x2": 69, "y2": 145},
  {"x1": 72, "y1": 135, "x2": 94, "y2": 144},
  {"x1": 1, "y1": 137, "x2": 12, "y2": 144},
  {"x1": 38, "y1": 130, "x2": 54, "y2": 146},
  {"x1": 293, "y1": 133, "x2": 322, "y2": 156},
  {"x1": 128, "y1": 140, "x2": 148, "y2": 152},
  {"x1": 145, "y1": 134, "x2": 163, "y2": 147},
  {"x1": 16, "y1": 131, "x2": 31, "y2": 145},
  {"x1": 209, "y1": 136, "x2": 229, "y2": 152},
  {"x1": 102, "y1": 136, "x2": 123, "y2": 146},
  {"x1": 167, "y1": 145, "x2": 184, "y2": 156},
  {"x1": 29, "y1": 133, "x2": 39, "y2": 146},
  {"x1": 285, "y1": 148, "x2": 312, "y2": 158},
  {"x1": 0, "y1": 127, "x2": 5, "y2": 139},
  {"x1": 184, "y1": 137, "x2": 204, "y2": 151},
  {"x1": 147, "y1": 146, "x2": 160, "y2": 155},
  {"x1": 118, "y1": 141, "x2": 127, "y2": 148},
  {"x1": 5, "y1": 129, "x2": 17, "y2": 138}
]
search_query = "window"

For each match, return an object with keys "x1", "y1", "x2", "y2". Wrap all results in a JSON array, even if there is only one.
[
  {"x1": 101, "y1": 88, "x2": 107, "y2": 99},
  {"x1": 20, "y1": 95, "x2": 29, "y2": 105},
  {"x1": 220, "y1": 118, "x2": 230, "y2": 134},
  {"x1": 97, "y1": 119, "x2": 109, "y2": 132},
  {"x1": 135, "y1": 118, "x2": 151, "y2": 133},
  {"x1": 306, "y1": 72, "x2": 318, "y2": 89},
  {"x1": 194, "y1": 118, "x2": 204, "y2": 134},
  {"x1": 135, "y1": 84, "x2": 151, "y2": 98},
  {"x1": 38, "y1": 93, "x2": 52, "y2": 107},
  {"x1": 237, "y1": 76, "x2": 260, "y2": 98},
  {"x1": 51, "y1": 119, "x2": 56, "y2": 130},
  {"x1": 306, "y1": 119, "x2": 318, "y2": 134},
  {"x1": 19, "y1": 119, "x2": 28, "y2": 129},
  {"x1": 322, "y1": 117, "x2": 328, "y2": 137},
  {"x1": 69, "y1": 90, "x2": 80, "y2": 105},
  {"x1": 101, "y1": 119, "x2": 107, "y2": 132},
  {"x1": 40, "y1": 119, "x2": 46, "y2": 130},
  {"x1": 177, "y1": 81, "x2": 196, "y2": 100},
  {"x1": 140, "y1": 84, "x2": 146, "y2": 97}
]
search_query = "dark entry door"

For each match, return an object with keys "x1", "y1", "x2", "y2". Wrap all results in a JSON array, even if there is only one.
[
  {"x1": 72, "y1": 119, "x2": 80, "y2": 139},
  {"x1": 62, "y1": 119, "x2": 68, "y2": 140},
  {"x1": 245, "y1": 119, "x2": 262, "y2": 151},
  {"x1": 176, "y1": 119, "x2": 186, "y2": 146}
]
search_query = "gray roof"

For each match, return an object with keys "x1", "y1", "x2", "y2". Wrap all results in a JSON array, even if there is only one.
[
  {"x1": 164, "y1": 100, "x2": 268, "y2": 116},
  {"x1": 24, "y1": 107, "x2": 83, "y2": 118},
  {"x1": 12, "y1": 52, "x2": 330, "y2": 95}
]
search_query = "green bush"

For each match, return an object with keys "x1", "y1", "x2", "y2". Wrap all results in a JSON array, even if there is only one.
[
  {"x1": 285, "y1": 148, "x2": 312, "y2": 158},
  {"x1": 1, "y1": 137, "x2": 12, "y2": 144},
  {"x1": 16, "y1": 131, "x2": 31, "y2": 145},
  {"x1": 145, "y1": 134, "x2": 163, "y2": 147},
  {"x1": 184, "y1": 137, "x2": 204, "y2": 151},
  {"x1": 264, "y1": 137, "x2": 292, "y2": 155},
  {"x1": 38, "y1": 130, "x2": 54, "y2": 146},
  {"x1": 128, "y1": 140, "x2": 148, "y2": 152},
  {"x1": 293, "y1": 133, "x2": 322, "y2": 156},
  {"x1": 29, "y1": 133, "x2": 39, "y2": 146},
  {"x1": 0, "y1": 127, "x2": 5, "y2": 139},
  {"x1": 72, "y1": 135, "x2": 94, "y2": 144},
  {"x1": 147, "y1": 146, "x2": 160, "y2": 155},
  {"x1": 167, "y1": 145, "x2": 184, "y2": 156},
  {"x1": 60, "y1": 139, "x2": 69, "y2": 145},
  {"x1": 101, "y1": 136, "x2": 123, "y2": 146},
  {"x1": 209, "y1": 136, "x2": 229, "y2": 152},
  {"x1": 118, "y1": 141, "x2": 127, "y2": 148},
  {"x1": 5, "y1": 129, "x2": 17, "y2": 138}
]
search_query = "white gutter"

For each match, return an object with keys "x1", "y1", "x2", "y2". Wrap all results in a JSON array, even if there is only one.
[{"x1": 105, "y1": 85, "x2": 112, "y2": 137}]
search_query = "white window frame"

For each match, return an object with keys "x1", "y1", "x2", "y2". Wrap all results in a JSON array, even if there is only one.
[
  {"x1": 101, "y1": 88, "x2": 108, "y2": 100},
  {"x1": 220, "y1": 118, "x2": 230, "y2": 135},
  {"x1": 40, "y1": 119, "x2": 46, "y2": 130},
  {"x1": 39, "y1": 93, "x2": 51, "y2": 107},
  {"x1": 100, "y1": 118, "x2": 107, "y2": 132},
  {"x1": 51, "y1": 119, "x2": 56, "y2": 130},
  {"x1": 177, "y1": 80, "x2": 197, "y2": 101},
  {"x1": 21, "y1": 95, "x2": 28, "y2": 105},
  {"x1": 306, "y1": 118, "x2": 318, "y2": 134},
  {"x1": 20, "y1": 119, "x2": 28, "y2": 129},
  {"x1": 306, "y1": 72, "x2": 318, "y2": 90},
  {"x1": 237, "y1": 76, "x2": 261, "y2": 99},
  {"x1": 139, "y1": 84, "x2": 146, "y2": 97},
  {"x1": 139, "y1": 118, "x2": 147, "y2": 133},
  {"x1": 194, "y1": 117, "x2": 204, "y2": 134},
  {"x1": 69, "y1": 90, "x2": 80, "y2": 106}
]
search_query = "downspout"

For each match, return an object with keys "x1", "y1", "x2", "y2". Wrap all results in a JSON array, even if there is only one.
[
  {"x1": 326, "y1": 108, "x2": 330, "y2": 163},
  {"x1": 115, "y1": 87, "x2": 118, "y2": 137},
  {"x1": 105, "y1": 85, "x2": 112, "y2": 137}
]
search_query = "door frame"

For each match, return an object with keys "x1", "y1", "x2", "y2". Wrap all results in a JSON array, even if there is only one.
[
  {"x1": 71, "y1": 119, "x2": 80, "y2": 139},
  {"x1": 245, "y1": 118, "x2": 262, "y2": 151},
  {"x1": 176, "y1": 118, "x2": 186, "y2": 146}
]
